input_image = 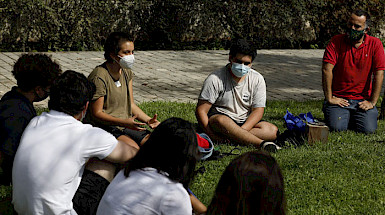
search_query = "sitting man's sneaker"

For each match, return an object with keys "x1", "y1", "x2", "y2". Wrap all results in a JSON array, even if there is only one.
[{"x1": 261, "y1": 141, "x2": 282, "y2": 153}]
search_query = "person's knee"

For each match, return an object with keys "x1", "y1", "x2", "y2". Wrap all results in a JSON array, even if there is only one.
[
  {"x1": 259, "y1": 122, "x2": 278, "y2": 141},
  {"x1": 356, "y1": 122, "x2": 377, "y2": 134},
  {"x1": 353, "y1": 108, "x2": 378, "y2": 134},
  {"x1": 328, "y1": 123, "x2": 348, "y2": 132},
  {"x1": 325, "y1": 115, "x2": 349, "y2": 132},
  {"x1": 323, "y1": 105, "x2": 350, "y2": 132},
  {"x1": 360, "y1": 127, "x2": 376, "y2": 134},
  {"x1": 270, "y1": 124, "x2": 279, "y2": 139},
  {"x1": 263, "y1": 123, "x2": 278, "y2": 137},
  {"x1": 210, "y1": 114, "x2": 230, "y2": 125},
  {"x1": 209, "y1": 115, "x2": 234, "y2": 130}
]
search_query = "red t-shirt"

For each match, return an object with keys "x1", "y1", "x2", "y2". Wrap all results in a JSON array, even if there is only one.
[{"x1": 323, "y1": 34, "x2": 385, "y2": 100}]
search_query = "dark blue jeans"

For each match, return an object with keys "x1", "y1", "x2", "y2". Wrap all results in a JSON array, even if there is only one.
[{"x1": 323, "y1": 99, "x2": 378, "y2": 134}]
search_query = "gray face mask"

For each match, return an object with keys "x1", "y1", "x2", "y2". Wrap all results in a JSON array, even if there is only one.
[{"x1": 118, "y1": 54, "x2": 135, "y2": 69}]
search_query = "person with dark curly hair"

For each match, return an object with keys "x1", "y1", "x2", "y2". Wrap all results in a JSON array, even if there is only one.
[
  {"x1": 0, "y1": 53, "x2": 61, "y2": 185},
  {"x1": 207, "y1": 151, "x2": 286, "y2": 215}
]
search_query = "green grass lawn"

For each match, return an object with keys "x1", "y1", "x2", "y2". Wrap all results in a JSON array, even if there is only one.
[{"x1": 2, "y1": 100, "x2": 385, "y2": 214}]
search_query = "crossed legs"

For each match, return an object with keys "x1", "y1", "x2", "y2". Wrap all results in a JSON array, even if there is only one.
[{"x1": 208, "y1": 114, "x2": 278, "y2": 147}]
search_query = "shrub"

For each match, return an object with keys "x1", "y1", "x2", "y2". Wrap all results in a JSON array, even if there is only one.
[{"x1": 0, "y1": 0, "x2": 384, "y2": 51}]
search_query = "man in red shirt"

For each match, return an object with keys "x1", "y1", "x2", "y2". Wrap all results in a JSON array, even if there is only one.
[{"x1": 322, "y1": 10, "x2": 385, "y2": 133}]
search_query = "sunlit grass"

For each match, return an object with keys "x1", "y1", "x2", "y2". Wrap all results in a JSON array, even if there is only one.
[{"x1": 2, "y1": 100, "x2": 385, "y2": 214}]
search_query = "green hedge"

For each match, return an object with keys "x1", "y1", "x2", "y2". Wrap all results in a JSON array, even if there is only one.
[{"x1": 0, "y1": 0, "x2": 384, "y2": 51}]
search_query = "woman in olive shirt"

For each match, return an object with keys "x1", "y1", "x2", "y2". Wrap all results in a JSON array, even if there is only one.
[{"x1": 87, "y1": 32, "x2": 160, "y2": 149}]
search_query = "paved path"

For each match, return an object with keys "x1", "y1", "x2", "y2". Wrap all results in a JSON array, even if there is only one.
[{"x1": 1, "y1": 50, "x2": 382, "y2": 108}]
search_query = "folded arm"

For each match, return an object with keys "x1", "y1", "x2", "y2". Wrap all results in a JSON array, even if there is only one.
[{"x1": 241, "y1": 107, "x2": 264, "y2": 131}]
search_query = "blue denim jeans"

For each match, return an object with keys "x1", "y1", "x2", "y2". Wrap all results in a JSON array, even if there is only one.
[{"x1": 323, "y1": 99, "x2": 378, "y2": 134}]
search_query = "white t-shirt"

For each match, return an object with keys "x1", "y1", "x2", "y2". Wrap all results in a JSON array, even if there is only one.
[
  {"x1": 12, "y1": 110, "x2": 118, "y2": 215},
  {"x1": 97, "y1": 168, "x2": 192, "y2": 215},
  {"x1": 198, "y1": 64, "x2": 266, "y2": 123}
]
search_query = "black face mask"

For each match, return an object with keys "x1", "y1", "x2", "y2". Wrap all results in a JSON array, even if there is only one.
[
  {"x1": 34, "y1": 88, "x2": 49, "y2": 102},
  {"x1": 347, "y1": 28, "x2": 365, "y2": 41}
]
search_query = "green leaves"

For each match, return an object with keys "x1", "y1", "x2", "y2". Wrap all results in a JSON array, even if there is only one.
[{"x1": 0, "y1": 1, "x2": 385, "y2": 50}]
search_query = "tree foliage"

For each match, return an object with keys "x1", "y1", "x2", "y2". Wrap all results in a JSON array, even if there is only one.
[{"x1": 0, "y1": 0, "x2": 384, "y2": 51}]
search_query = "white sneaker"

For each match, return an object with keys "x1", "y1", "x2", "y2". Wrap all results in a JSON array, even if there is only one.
[{"x1": 261, "y1": 141, "x2": 282, "y2": 153}]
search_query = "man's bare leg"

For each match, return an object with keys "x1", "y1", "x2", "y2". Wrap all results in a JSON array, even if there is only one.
[
  {"x1": 249, "y1": 121, "x2": 278, "y2": 141},
  {"x1": 85, "y1": 158, "x2": 116, "y2": 182},
  {"x1": 85, "y1": 135, "x2": 138, "y2": 182},
  {"x1": 209, "y1": 115, "x2": 264, "y2": 146}
]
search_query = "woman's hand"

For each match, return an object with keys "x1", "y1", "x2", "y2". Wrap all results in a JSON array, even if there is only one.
[
  {"x1": 124, "y1": 115, "x2": 146, "y2": 131},
  {"x1": 147, "y1": 114, "x2": 160, "y2": 129}
]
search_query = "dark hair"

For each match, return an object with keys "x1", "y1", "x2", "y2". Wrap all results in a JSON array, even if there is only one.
[
  {"x1": 352, "y1": 9, "x2": 372, "y2": 28},
  {"x1": 229, "y1": 38, "x2": 257, "y2": 61},
  {"x1": 207, "y1": 151, "x2": 286, "y2": 215},
  {"x1": 12, "y1": 53, "x2": 61, "y2": 91},
  {"x1": 104, "y1": 32, "x2": 134, "y2": 62},
  {"x1": 124, "y1": 117, "x2": 199, "y2": 189},
  {"x1": 48, "y1": 70, "x2": 95, "y2": 116}
]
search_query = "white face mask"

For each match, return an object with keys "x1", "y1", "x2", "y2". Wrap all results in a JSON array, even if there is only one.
[
  {"x1": 118, "y1": 54, "x2": 135, "y2": 69},
  {"x1": 80, "y1": 111, "x2": 85, "y2": 122}
]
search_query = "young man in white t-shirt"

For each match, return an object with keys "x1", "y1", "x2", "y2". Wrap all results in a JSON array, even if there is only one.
[
  {"x1": 12, "y1": 70, "x2": 138, "y2": 215},
  {"x1": 196, "y1": 39, "x2": 280, "y2": 152}
]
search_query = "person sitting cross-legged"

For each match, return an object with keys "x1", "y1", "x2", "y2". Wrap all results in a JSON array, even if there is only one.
[
  {"x1": 12, "y1": 70, "x2": 138, "y2": 215},
  {"x1": 196, "y1": 38, "x2": 279, "y2": 152},
  {"x1": 86, "y1": 32, "x2": 160, "y2": 150}
]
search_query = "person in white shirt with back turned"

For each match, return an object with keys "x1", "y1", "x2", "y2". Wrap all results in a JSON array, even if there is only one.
[
  {"x1": 12, "y1": 70, "x2": 138, "y2": 215},
  {"x1": 97, "y1": 117, "x2": 200, "y2": 215}
]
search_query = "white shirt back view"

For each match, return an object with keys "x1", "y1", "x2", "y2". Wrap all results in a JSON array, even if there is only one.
[
  {"x1": 97, "y1": 168, "x2": 192, "y2": 215},
  {"x1": 12, "y1": 110, "x2": 117, "y2": 215}
]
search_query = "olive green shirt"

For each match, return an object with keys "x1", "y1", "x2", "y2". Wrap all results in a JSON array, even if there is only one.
[{"x1": 88, "y1": 63, "x2": 133, "y2": 125}]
